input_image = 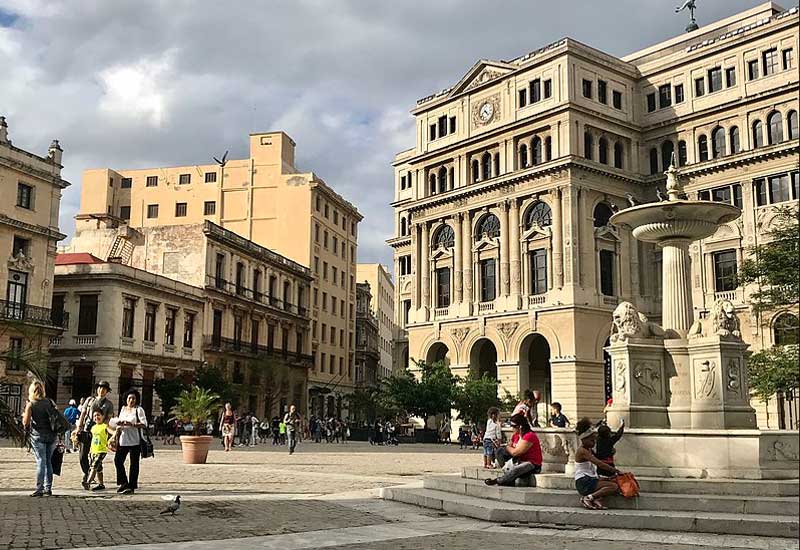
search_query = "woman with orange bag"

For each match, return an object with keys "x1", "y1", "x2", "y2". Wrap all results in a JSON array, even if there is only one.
[{"x1": 573, "y1": 417, "x2": 621, "y2": 510}]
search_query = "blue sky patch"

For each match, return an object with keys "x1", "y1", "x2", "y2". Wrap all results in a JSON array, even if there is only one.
[{"x1": 0, "y1": 7, "x2": 18, "y2": 27}]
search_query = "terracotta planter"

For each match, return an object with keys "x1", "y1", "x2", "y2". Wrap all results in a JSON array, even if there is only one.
[{"x1": 180, "y1": 435, "x2": 213, "y2": 464}]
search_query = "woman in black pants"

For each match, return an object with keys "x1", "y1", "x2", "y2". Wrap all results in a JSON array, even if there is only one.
[{"x1": 113, "y1": 390, "x2": 148, "y2": 495}]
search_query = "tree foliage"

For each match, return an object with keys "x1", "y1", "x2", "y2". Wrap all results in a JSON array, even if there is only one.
[
  {"x1": 169, "y1": 386, "x2": 220, "y2": 436},
  {"x1": 153, "y1": 377, "x2": 189, "y2": 415},
  {"x1": 381, "y1": 360, "x2": 455, "y2": 425},
  {"x1": 748, "y1": 345, "x2": 800, "y2": 402},
  {"x1": 249, "y1": 355, "x2": 289, "y2": 417},
  {"x1": 452, "y1": 373, "x2": 501, "y2": 425}
]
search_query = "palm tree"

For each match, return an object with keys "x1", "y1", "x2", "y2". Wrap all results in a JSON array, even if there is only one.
[{"x1": 169, "y1": 386, "x2": 220, "y2": 436}]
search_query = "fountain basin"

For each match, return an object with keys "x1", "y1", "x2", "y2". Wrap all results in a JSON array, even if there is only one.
[{"x1": 610, "y1": 201, "x2": 741, "y2": 243}]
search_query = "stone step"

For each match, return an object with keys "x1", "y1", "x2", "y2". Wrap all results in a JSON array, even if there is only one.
[
  {"x1": 462, "y1": 468, "x2": 800, "y2": 496},
  {"x1": 381, "y1": 486, "x2": 799, "y2": 539},
  {"x1": 426, "y1": 475, "x2": 797, "y2": 516}
]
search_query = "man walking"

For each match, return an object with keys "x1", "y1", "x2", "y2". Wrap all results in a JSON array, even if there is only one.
[
  {"x1": 72, "y1": 381, "x2": 115, "y2": 487},
  {"x1": 63, "y1": 400, "x2": 80, "y2": 452},
  {"x1": 283, "y1": 404, "x2": 300, "y2": 455}
]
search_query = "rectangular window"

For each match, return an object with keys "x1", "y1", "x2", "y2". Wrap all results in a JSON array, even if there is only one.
[
  {"x1": 204, "y1": 201, "x2": 216, "y2": 216},
  {"x1": 769, "y1": 174, "x2": 791, "y2": 204},
  {"x1": 518, "y1": 88, "x2": 527, "y2": 107},
  {"x1": 77, "y1": 295, "x2": 98, "y2": 335},
  {"x1": 543, "y1": 79, "x2": 552, "y2": 98},
  {"x1": 674, "y1": 84, "x2": 684, "y2": 103},
  {"x1": 449, "y1": 116, "x2": 456, "y2": 134},
  {"x1": 599, "y1": 250, "x2": 615, "y2": 296},
  {"x1": 235, "y1": 262, "x2": 245, "y2": 295},
  {"x1": 146, "y1": 175, "x2": 158, "y2": 187},
  {"x1": 121, "y1": 297, "x2": 135, "y2": 338},
  {"x1": 732, "y1": 183, "x2": 743, "y2": 209},
  {"x1": 531, "y1": 249, "x2": 548, "y2": 295},
  {"x1": 530, "y1": 79, "x2": 541, "y2": 103},
  {"x1": 582, "y1": 79, "x2": 592, "y2": 99},
  {"x1": 436, "y1": 267, "x2": 451, "y2": 308},
  {"x1": 144, "y1": 303, "x2": 157, "y2": 342},
  {"x1": 646, "y1": 93, "x2": 656, "y2": 113},
  {"x1": 694, "y1": 77, "x2": 705, "y2": 97},
  {"x1": 711, "y1": 186, "x2": 731, "y2": 204},
  {"x1": 183, "y1": 312, "x2": 195, "y2": 348},
  {"x1": 12, "y1": 236, "x2": 30, "y2": 256},
  {"x1": 147, "y1": 204, "x2": 159, "y2": 219},
  {"x1": 50, "y1": 294, "x2": 65, "y2": 328},
  {"x1": 597, "y1": 80, "x2": 607, "y2": 104},
  {"x1": 725, "y1": 67, "x2": 736, "y2": 87},
  {"x1": 175, "y1": 202, "x2": 187, "y2": 217},
  {"x1": 212, "y1": 310, "x2": 223, "y2": 347},
  {"x1": 329, "y1": 355, "x2": 335, "y2": 374},
  {"x1": 438, "y1": 115, "x2": 447, "y2": 138},
  {"x1": 16, "y1": 183, "x2": 33, "y2": 209},
  {"x1": 612, "y1": 90, "x2": 622, "y2": 109},
  {"x1": 179, "y1": 173, "x2": 191, "y2": 185},
  {"x1": 480, "y1": 259, "x2": 496, "y2": 302},
  {"x1": 707, "y1": 67, "x2": 722, "y2": 93},
  {"x1": 713, "y1": 250, "x2": 738, "y2": 292},
  {"x1": 165, "y1": 308, "x2": 176, "y2": 345},
  {"x1": 763, "y1": 48, "x2": 779, "y2": 76},
  {"x1": 747, "y1": 59, "x2": 759, "y2": 80},
  {"x1": 658, "y1": 84, "x2": 671, "y2": 108},
  {"x1": 783, "y1": 48, "x2": 794, "y2": 71},
  {"x1": 429, "y1": 123, "x2": 436, "y2": 141},
  {"x1": 120, "y1": 177, "x2": 132, "y2": 189},
  {"x1": 754, "y1": 178, "x2": 767, "y2": 207},
  {"x1": 119, "y1": 206, "x2": 131, "y2": 220},
  {"x1": 204, "y1": 172, "x2": 217, "y2": 183}
]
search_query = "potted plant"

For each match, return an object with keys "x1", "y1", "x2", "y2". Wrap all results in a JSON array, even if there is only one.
[{"x1": 170, "y1": 386, "x2": 220, "y2": 464}]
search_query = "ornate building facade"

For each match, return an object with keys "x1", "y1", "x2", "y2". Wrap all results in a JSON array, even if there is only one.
[
  {"x1": 356, "y1": 263, "x2": 397, "y2": 379},
  {"x1": 390, "y1": 2, "x2": 799, "y2": 426}
]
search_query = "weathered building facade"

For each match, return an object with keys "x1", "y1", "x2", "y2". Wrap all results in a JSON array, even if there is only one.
[
  {"x1": 356, "y1": 263, "x2": 397, "y2": 378},
  {"x1": 355, "y1": 282, "x2": 380, "y2": 391},
  {"x1": 390, "y1": 2, "x2": 799, "y2": 426}
]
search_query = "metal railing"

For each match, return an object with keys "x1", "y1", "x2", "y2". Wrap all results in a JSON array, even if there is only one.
[
  {"x1": 205, "y1": 275, "x2": 310, "y2": 319},
  {"x1": 203, "y1": 336, "x2": 313, "y2": 367},
  {"x1": 0, "y1": 300, "x2": 69, "y2": 329}
]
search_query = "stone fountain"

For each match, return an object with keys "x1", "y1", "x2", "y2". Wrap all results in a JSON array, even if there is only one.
[{"x1": 601, "y1": 158, "x2": 799, "y2": 479}]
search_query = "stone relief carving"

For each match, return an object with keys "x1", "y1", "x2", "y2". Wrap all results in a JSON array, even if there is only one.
[
  {"x1": 496, "y1": 321, "x2": 519, "y2": 342},
  {"x1": 7, "y1": 250, "x2": 34, "y2": 272},
  {"x1": 540, "y1": 434, "x2": 570, "y2": 458},
  {"x1": 689, "y1": 299, "x2": 742, "y2": 340},
  {"x1": 610, "y1": 302, "x2": 666, "y2": 342},
  {"x1": 726, "y1": 360, "x2": 741, "y2": 394},
  {"x1": 695, "y1": 360, "x2": 717, "y2": 399},
  {"x1": 633, "y1": 362, "x2": 661, "y2": 400},
  {"x1": 451, "y1": 327, "x2": 470, "y2": 345},
  {"x1": 465, "y1": 68, "x2": 505, "y2": 91},
  {"x1": 470, "y1": 94, "x2": 501, "y2": 128},
  {"x1": 771, "y1": 440, "x2": 799, "y2": 461},
  {"x1": 614, "y1": 360, "x2": 627, "y2": 397}
]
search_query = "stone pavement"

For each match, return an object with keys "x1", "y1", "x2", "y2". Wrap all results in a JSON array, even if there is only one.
[{"x1": 1, "y1": 440, "x2": 796, "y2": 549}]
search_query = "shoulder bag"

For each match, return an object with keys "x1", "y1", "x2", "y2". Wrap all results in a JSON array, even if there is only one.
[
  {"x1": 137, "y1": 408, "x2": 155, "y2": 459},
  {"x1": 615, "y1": 472, "x2": 640, "y2": 498},
  {"x1": 47, "y1": 400, "x2": 71, "y2": 434}
]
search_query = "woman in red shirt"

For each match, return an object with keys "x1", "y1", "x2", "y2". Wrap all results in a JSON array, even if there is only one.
[{"x1": 485, "y1": 413, "x2": 542, "y2": 487}]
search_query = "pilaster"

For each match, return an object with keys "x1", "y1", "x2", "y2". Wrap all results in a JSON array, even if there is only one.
[
  {"x1": 499, "y1": 200, "x2": 510, "y2": 299},
  {"x1": 509, "y1": 198, "x2": 521, "y2": 307}
]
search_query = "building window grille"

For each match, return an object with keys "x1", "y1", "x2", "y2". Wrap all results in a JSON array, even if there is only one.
[{"x1": 179, "y1": 173, "x2": 191, "y2": 185}]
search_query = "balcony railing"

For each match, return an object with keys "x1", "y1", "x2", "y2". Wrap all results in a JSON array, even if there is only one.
[
  {"x1": 478, "y1": 301, "x2": 495, "y2": 314},
  {"x1": 528, "y1": 294, "x2": 546, "y2": 308},
  {"x1": 74, "y1": 335, "x2": 97, "y2": 346},
  {"x1": 206, "y1": 275, "x2": 310, "y2": 319},
  {"x1": 203, "y1": 336, "x2": 313, "y2": 368},
  {"x1": 0, "y1": 300, "x2": 69, "y2": 329},
  {"x1": 434, "y1": 306, "x2": 449, "y2": 319},
  {"x1": 714, "y1": 289, "x2": 738, "y2": 302}
]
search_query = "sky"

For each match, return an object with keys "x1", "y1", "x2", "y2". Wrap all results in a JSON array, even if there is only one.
[{"x1": 0, "y1": 0, "x2": 766, "y2": 269}]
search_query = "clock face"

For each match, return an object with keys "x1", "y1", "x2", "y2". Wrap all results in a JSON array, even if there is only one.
[{"x1": 479, "y1": 102, "x2": 494, "y2": 122}]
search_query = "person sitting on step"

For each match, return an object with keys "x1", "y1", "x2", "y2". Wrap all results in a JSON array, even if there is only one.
[
  {"x1": 485, "y1": 413, "x2": 542, "y2": 487},
  {"x1": 574, "y1": 417, "x2": 621, "y2": 510},
  {"x1": 595, "y1": 418, "x2": 624, "y2": 470}
]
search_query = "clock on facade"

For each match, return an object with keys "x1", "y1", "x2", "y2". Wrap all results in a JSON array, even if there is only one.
[{"x1": 478, "y1": 101, "x2": 495, "y2": 123}]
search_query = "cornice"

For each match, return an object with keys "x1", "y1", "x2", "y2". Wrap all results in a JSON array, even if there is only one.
[
  {"x1": 679, "y1": 139, "x2": 799, "y2": 178},
  {"x1": 0, "y1": 153, "x2": 70, "y2": 188},
  {"x1": 0, "y1": 214, "x2": 66, "y2": 241}
]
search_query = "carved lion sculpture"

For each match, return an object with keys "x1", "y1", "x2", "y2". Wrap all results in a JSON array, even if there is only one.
[
  {"x1": 689, "y1": 299, "x2": 741, "y2": 339},
  {"x1": 610, "y1": 301, "x2": 666, "y2": 342}
]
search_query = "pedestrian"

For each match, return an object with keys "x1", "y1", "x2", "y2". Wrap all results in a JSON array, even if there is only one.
[
  {"x1": 283, "y1": 404, "x2": 300, "y2": 454},
  {"x1": 63, "y1": 399, "x2": 80, "y2": 453},
  {"x1": 219, "y1": 403, "x2": 236, "y2": 452},
  {"x1": 271, "y1": 415, "x2": 281, "y2": 445},
  {"x1": 84, "y1": 410, "x2": 115, "y2": 491},
  {"x1": 112, "y1": 389, "x2": 147, "y2": 495},
  {"x1": 485, "y1": 413, "x2": 543, "y2": 487},
  {"x1": 483, "y1": 407, "x2": 502, "y2": 469},
  {"x1": 574, "y1": 417, "x2": 621, "y2": 510},
  {"x1": 549, "y1": 402, "x2": 570, "y2": 428},
  {"x1": 278, "y1": 418, "x2": 286, "y2": 444},
  {"x1": 595, "y1": 418, "x2": 625, "y2": 468},
  {"x1": 22, "y1": 380, "x2": 61, "y2": 497},
  {"x1": 250, "y1": 414, "x2": 259, "y2": 447},
  {"x1": 512, "y1": 389, "x2": 541, "y2": 428},
  {"x1": 72, "y1": 380, "x2": 115, "y2": 489}
]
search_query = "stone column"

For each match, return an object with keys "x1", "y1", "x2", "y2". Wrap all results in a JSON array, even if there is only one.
[
  {"x1": 499, "y1": 201, "x2": 510, "y2": 298},
  {"x1": 509, "y1": 199, "x2": 521, "y2": 305},
  {"x1": 410, "y1": 222, "x2": 418, "y2": 315},
  {"x1": 552, "y1": 187, "x2": 564, "y2": 288},
  {"x1": 660, "y1": 238, "x2": 693, "y2": 335},
  {"x1": 421, "y1": 222, "x2": 430, "y2": 320},
  {"x1": 461, "y1": 212, "x2": 473, "y2": 313},
  {"x1": 453, "y1": 215, "x2": 463, "y2": 305}
]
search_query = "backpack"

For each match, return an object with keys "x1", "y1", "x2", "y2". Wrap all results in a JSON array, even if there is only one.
[{"x1": 47, "y1": 400, "x2": 71, "y2": 434}]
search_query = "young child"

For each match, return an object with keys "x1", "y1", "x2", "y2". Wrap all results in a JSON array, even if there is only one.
[
  {"x1": 483, "y1": 407, "x2": 502, "y2": 469},
  {"x1": 83, "y1": 410, "x2": 115, "y2": 491},
  {"x1": 549, "y1": 402, "x2": 570, "y2": 428},
  {"x1": 595, "y1": 418, "x2": 625, "y2": 468}
]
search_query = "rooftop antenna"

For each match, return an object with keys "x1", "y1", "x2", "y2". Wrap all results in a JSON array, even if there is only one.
[
  {"x1": 213, "y1": 150, "x2": 228, "y2": 167},
  {"x1": 675, "y1": 0, "x2": 699, "y2": 32}
]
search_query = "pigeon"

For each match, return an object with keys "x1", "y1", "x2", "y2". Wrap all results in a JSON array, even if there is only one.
[
  {"x1": 610, "y1": 203, "x2": 620, "y2": 213},
  {"x1": 160, "y1": 495, "x2": 181, "y2": 516},
  {"x1": 656, "y1": 188, "x2": 668, "y2": 201},
  {"x1": 625, "y1": 193, "x2": 638, "y2": 207}
]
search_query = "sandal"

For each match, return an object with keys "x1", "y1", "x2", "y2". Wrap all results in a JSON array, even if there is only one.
[
  {"x1": 581, "y1": 496, "x2": 599, "y2": 510},
  {"x1": 594, "y1": 499, "x2": 608, "y2": 510}
]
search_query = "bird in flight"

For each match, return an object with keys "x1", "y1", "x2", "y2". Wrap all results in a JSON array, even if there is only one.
[{"x1": 160, "y1": 495, "x2": 181, "y2": 516}]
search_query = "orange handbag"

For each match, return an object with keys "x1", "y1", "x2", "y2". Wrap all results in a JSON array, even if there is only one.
[{"x1": 616, "y1": 472, "x2": 640, "y2": 498}]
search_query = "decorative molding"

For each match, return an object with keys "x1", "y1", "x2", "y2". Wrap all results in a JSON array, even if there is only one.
[
  {"x1": 695, "y1": 360, "x2": 717, "y2": 399},
  {"x1": 496, "y1": 321, "x2": 519, "y2": 342}
]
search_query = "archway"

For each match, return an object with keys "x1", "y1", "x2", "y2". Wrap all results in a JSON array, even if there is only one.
[
  {"x1": 469, "y1": 338, "x2": 498, "y2": 379},
  {"x1": 426, "y1": 342, "x2": 450, "y2": 366},
  {"x1": 519, "y1": 333, "x2": 551, "y2": 420}
]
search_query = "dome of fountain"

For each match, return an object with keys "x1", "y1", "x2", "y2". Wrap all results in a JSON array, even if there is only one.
[{"x1": 610, "y1": 200, "x2": 741, "y2": 244}]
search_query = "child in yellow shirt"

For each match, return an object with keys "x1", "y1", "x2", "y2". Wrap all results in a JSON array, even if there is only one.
[{"x1": 83, "y1": 411, "x2": 115, "y2": 491}]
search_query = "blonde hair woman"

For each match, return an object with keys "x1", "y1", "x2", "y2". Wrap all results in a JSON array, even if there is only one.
[{"x1": 21, "y1": 381, "x2": 59, "y2": 497}]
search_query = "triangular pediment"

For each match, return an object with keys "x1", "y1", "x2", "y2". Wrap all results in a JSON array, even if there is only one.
[
  {"x1": 450, "y1": 60, "x2": 516, "y2": 97},
  {"x1": 472, "y1": 236, "x2": 500, "y2": 253},
  {"x1": 522, "y1": 224, "x2": 552, "y2": 241},
  {"x1": 594, "y1": 224, "x2": 621, "y2": 242},
  {"x1": 431, "y1": 246, "x2": 454, "y2": 261}
]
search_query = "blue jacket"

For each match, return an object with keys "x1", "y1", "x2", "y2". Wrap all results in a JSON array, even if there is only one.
[{"x1": 64, "y1": 405, "x2": 80, "y2": 425}]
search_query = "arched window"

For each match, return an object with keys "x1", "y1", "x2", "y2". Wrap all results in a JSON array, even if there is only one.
[
  {"x1": 544, "y1": 136, "x2": 552, "y2": 161},
  {"x1": 448, "y1": 167, "x2": 455, "y2": 190},
  {"x1": 438, "y1": 166, "x2": 448, "y2": 194},
  {"x1": 613, "y1": 142, "x2": 624, "y2": 168},
  {"x1": 698, "y1": 135, "x2": 709, "y2": 162},
  {"x1": 429, "y1": 173, "x2": 437, "y2": 195},
  {"x1": 787, "y1": 110, "x2": 798, "y2": 140},
  {"x1": 711, "y1": 127, "x2": 725, "y2": 158},
  {"x1": 584, "y1": 132, "x2": 594, "y2": 160},
  {"x1": 593, "y1": 203, "x2": 614, "y2": 227},
  {"x1": 523, "y1": 202, "x2": 552, "y2": 229},
  {"x1": 432, "y1": 225, "x2": 455, "y2": 249},
  {"x1": 481, "y1": 153, "x2": 492, "y2": 180},
  {"x1": 661, "y1": 141, "x2": 674, "y2": 170},
  {"x1": 598, "y1": 137, "x2": 609, "y2": 165},
  {"x1": 649, "y1": 148, "x2": 659, "y2": 175},
  {"x1": 472, "y1": 159, "x2": 480, "y2": 182},
  {"x1": 678, "y1": 140, "x2": 688, "y2": 166},
  {"x1": 474, "y1": 214, "x2": 500, "y2": 241},
  {"x1": 532, "y1": 137, "x2": 543, "y2": 165},
  {"x1": 773, "y1": 313, "x2": 799, "y2": 346},
  {"x1": 519, "y1": 144, "x2": 528, "y2": 168},
  {"x1": 767, "y1": 111, "x2": 783, "y2": 144},
  {"x1": 729, "y1": 126, "x2": 740, "y2": 154},
  {"x1": 752, "y1": 120, "x2": 764, "y2": 148}
]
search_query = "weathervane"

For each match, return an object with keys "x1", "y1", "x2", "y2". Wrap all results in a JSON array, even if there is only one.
[{"x1": 675, "y1": 0, "x2": 699, "y2": 32}]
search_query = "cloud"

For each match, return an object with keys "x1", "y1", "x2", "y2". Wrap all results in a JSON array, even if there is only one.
[{"x1": 0, "y1": 0, "x2": 761, "y2": 270}]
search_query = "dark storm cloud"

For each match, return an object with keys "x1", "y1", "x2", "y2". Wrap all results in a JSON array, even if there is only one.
[{"x1": 0, "y1": 0, "x2": 760, "y2": 268}]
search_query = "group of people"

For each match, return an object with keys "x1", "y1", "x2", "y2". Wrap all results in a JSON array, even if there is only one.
[
  {"x1": 309, "y1": 415, "x2": 349, "y2": 444},
  {"x1": 219, "y1": 403, "x2": 302, "y2": 453},
  {"x1": 368, "y1": 419, "x2": 397, "y2": 445},
  {"x1": 481, "y1": 389, "x2": 627, "y2": 510},
  {"x1": 22, "y1": 379, "x2": 148, "y2": 497}
]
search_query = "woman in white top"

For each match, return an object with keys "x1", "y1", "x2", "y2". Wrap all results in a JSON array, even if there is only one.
[
  {"x1": 574, "y1": 417, "x2": 620, "y2": 510},
  {"x1": 112, "y1": 389, "x2": 147, "y2": 495}
]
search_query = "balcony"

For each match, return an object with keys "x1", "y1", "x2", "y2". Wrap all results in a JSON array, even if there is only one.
[
  {"x1": 0, "y1": 300, "x2": 69, "y2": 330},
  {"x1": 478, "y1": 301, "x2": 495, "y2": 314},
  {"x1": 203, "y1": 336, "x2": 313, "y2": 368},
  {"x1": 527, "y1": 294, "x2": 547, "y2": 308},
  {"x1": 434, "y1": 306, "x2": 449, "y2": 319},
  {"x1": 714, "y1": 289, "x2": 738, "y2": 303},
  {"x1": 74, "y1": 335, "x2": 97, "y2": 346},
  {"x1": 205, "y1": 275, "x2": 310, "y2": 319}
]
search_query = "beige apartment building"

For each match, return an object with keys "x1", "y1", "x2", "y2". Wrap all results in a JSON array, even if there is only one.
[
  {"x1": 72, "y1": 132, "x2": 360, "y2": 417},
  {"x1": 0, "y1": 117, "x2": 69, "y2": 414},
  {"x1": 356, "y1": 263, "x2": 397, "y2": 378},
  {"x1": 390, "y1": 2, "x2": 799, "y2": 427}
]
